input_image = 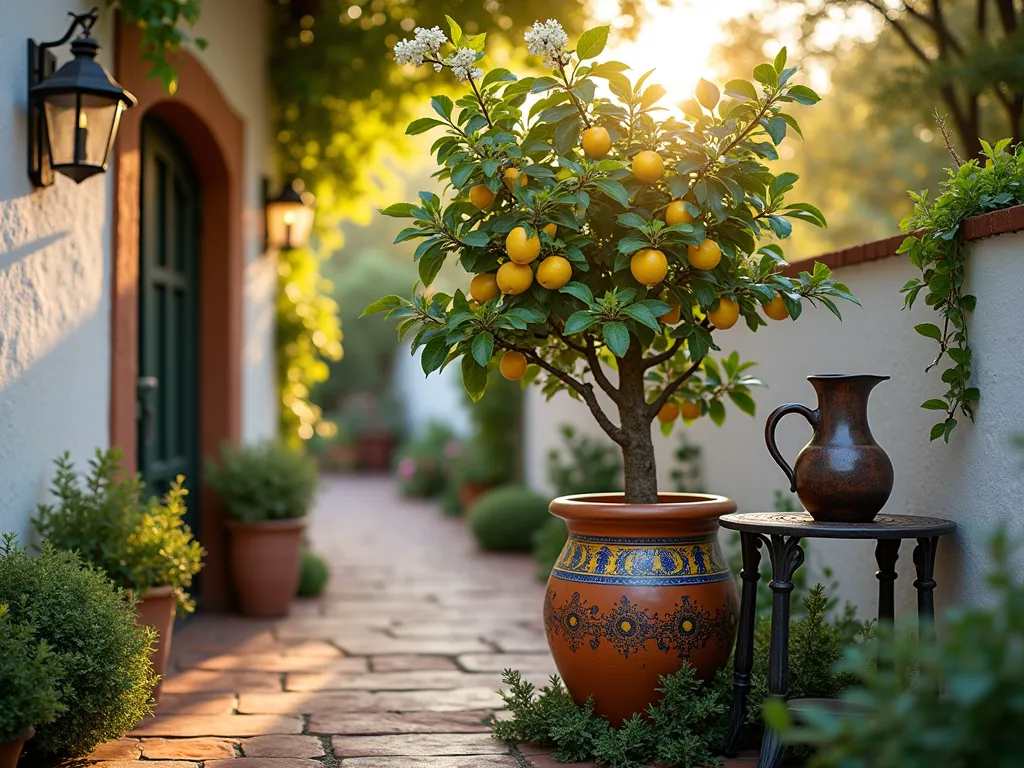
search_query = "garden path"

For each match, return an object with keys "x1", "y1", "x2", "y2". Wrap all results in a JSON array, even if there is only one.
[{"x1": 85, "y1": 475, "x2": 755, "y2": 768}]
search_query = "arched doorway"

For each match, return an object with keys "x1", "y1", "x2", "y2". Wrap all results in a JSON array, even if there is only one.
[{"x1": 137, "y1": 116, "x2": 201, "y2": 532}]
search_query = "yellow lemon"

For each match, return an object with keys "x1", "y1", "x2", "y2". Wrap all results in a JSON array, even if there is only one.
[
  {"x1": 582, "y1": 126, "x2": 612, "y2": 159},
  {"x1": 631, "y1": 150, "x2": 664, "y2": 183},
  {"x1": 536, "y1": 256, "x2": 572, "y2": 290},
  {"x1": 630, "y1": 248, "x2": 668, "y2": 287},
  {"x1": 496, "y1": 261, "x2": 534, "y2": 295},
  {"x1": 687, "y1": 240, "x2": 722, "y2": 271},
  {"x1": 680, "y1": 400, "x2": 702, "y2": 420},
  {"x1": 543, "y1": 223, "x2": 557, "y2": 239},
  {"x1": 505, "y1": 226, "x2": 541, "y2": 264},
  {"x1": 469, "y1": 273, "x2": 500, "y2": 304},
  {"x1": 469, "y1": 184, "x2": 496, "y2": 209},
  {"x1": 657, "y1": 402, "x2": 680, "y2": 423},
  {"x1": 499, "y1": 350, "x2": 528, "y2": 380},
  {"x1": 660, "y1": 304, "x2": 682, "y2": 325},
  {"x1": 708, "y1": 297, "x2": 740, "y2": 330},
  {"x1": 762, "y1": 295, "x2": 790, "y2": 321},
  {"x1": 503, "y1": 167, "x2": 527, "y2": 190},
  {"x1": 665, "y1": 200, "x2": 695, "y2": 226}
]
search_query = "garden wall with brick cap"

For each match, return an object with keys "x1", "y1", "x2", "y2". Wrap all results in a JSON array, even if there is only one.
[{"x1": 526, "y1": 205, "x2": 1024, "y2": 619}]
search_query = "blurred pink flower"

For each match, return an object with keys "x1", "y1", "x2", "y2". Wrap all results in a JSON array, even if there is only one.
[
  {"x1": 444, "y1": 439, "x2": 462, "y2": 458},
  {"x1": 397, "y1": 457, "x2": 417, "y2": 480}
]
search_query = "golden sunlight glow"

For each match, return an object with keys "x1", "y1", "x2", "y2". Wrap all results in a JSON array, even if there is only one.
[{"x1": 595, "y1": 0, "x2": 767, "y2": 103}]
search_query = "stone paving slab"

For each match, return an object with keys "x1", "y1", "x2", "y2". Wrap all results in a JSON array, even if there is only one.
[
  {"x1": 175, "y1": 652, "x2": 368, "y2": 674},
  {"x1": 130, "y1": 715, "x2": 304, "y2": 737},
  {"x1": 338, "y1": 759, "x2": 519, "y2": 767},
  {"x1": 333, "y1": 733, "x2": 507, "y2": 757},
  {"x1": 240, "y1": 736, "x2": 325, "y2": 758},
  {"x1": 139, "y1": 737, "x2": 237, "y2": 759},
  {"x1": 369, "y1": 655, "x2": 459, "y2": 672},
  {"x1": 322, "y1": 711, "x2": 494, "y2": 735}
]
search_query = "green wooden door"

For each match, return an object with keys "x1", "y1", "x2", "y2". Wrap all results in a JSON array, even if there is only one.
[{"x1": 138, "y1": 116, "x2": 200, "y2": 531}]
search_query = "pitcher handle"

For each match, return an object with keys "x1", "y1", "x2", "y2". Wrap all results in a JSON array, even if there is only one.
[{"x1": 764, "y1": 403, "x2": 819, "y2": 492}]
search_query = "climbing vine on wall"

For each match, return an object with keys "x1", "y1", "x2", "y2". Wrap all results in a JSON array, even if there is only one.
[
  {"x1": 108, "y1": 0, "x2": 205, "y2": 92},
  {"x1": 277, "y1": 247, "x2": 344, "y2": 447},
  {"x1": 899, "y1": 138, "x2": 1024, "y2": 441}
]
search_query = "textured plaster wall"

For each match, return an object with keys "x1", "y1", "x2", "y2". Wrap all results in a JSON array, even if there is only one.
[
  {"x1": 525, "y1": 232, "x2": 1024, "y2": 616},
  {"x1": 0, "y1": 2, "x2": 116, "y2": 544},
  {"x1": 191, "y1": 0, "x2": 277, "y2": 444}
]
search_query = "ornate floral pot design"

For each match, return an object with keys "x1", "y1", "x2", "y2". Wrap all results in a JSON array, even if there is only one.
[{"x1": 544, "y1": 493, "x2": 739, "y2": 725}]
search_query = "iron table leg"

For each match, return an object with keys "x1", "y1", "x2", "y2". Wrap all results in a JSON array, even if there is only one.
[
  {"x1": 913, "y1": 536, "x2": 940, "y2": 641},
  {"x1": 726, "y1": 532, "x2": 762, "y2": 755},
  {"x1": 874, "y1": 539, "x2": 900, "y2": 625},
  {"x1": 757, "y1": 534, "x2": 805, "y2": 768}
]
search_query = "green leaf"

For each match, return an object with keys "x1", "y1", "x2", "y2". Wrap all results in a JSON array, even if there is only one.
[
  {"x1": 622, "y1": 304, "x2": 661, "y2": 332},
  {"x1": 406, "y1": 117, "x2": 445, "y2": 135},
  {"x1": 753, "y1": 63, "x2": 778, "y2": 88},
  {"x1": 421, "y1": 335, "x2": 450, "y2": 375},
  {"x1": 431, "y1": 95, "x2": 454, "y2": 120},
  {"x1": 418, "y1": 250, "x2": 446, "y2": 286},
  {"x1": 724, "y1": 79, "x2": 758, "y2": 101},
  {"x1": 461, "y1": 230, "x2": 490, "y2": 248},
  {"x1": 640, "y1": 84, "x2": 667, "y2": 110},
  {"x1": 914, "y1": 323, "x2": 943, "y2": 341},
  {"x1": 728, "y1": 390, "x2": 757, "y2": 417},
  {"x1": 695, "y1": 78, "x2": 720, "y2": 110},
  {"x1": 929, "y1": 422, "x2": 946, "y2": 441},
  {"x1": 379, "y1": 203, "x2": 417, "y2": 218},
  {"x1": 361, "y1": 295, "x2": 403, "y2": 317},
  {"x1": 921, "y1": 399, "x2": 949, "y2": 411},
  {"x1": 709, "y1": 398, "x2": 726, "y2": 426},
  {"x1": 617, "y1": 237, "x2": 650, "y2": 255},
  {"x1": 445, "y1": 15, "x2": 463, "y2": 47},
  {"x1": 451, "y1": 162, "x2": 476, "y2": 189},
  {"x1": 591, "y1": 179, "x2": 630, "y2": 208},
  {"x1": 602, "y1": 322, "x2": 630, "y2": 357},
  {"x1": 787, "y1": 85, "x2": 821, "y2": 105},
  {"x1": 576, "y1": 26, "x2": 610, "y2": 60},
  {"x1": 774, "y1": 47, "x2": 788, "y2": 73},
  {"x1": 564, "y1": 310, "x2": 598, "y2": 334},
  {"x1": 471, "y1": 332, "x2": 494, "y2": 367},
  {"x1": 561, "y1": 281, "x2": 595, "y2": 307},
  {"x1": 461, "y1": 355, "x2": 489, "y2": 402}
]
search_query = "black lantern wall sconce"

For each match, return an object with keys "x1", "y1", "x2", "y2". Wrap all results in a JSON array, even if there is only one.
[
  {"x1": 265, "y1": 178, "x2": 316, "y2": 250},
  {"x1": 28, "y1": 7, "x2": 137, "y2": 187}
]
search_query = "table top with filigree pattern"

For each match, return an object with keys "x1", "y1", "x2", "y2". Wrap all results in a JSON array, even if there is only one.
[{"x1": 719, "y1": 512, "x2": 957, "y2": 539}]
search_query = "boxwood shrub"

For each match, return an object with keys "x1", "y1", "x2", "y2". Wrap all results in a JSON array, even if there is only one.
[
  {"x1": 0, "y1": 604, "x2": 63, "y2": 743},
  {"x1": 468, "y1": 485, "x2": 552, "y2": 552},
  {"x1": 0, "y1": 534, "x2": 157, "y2": 757}
]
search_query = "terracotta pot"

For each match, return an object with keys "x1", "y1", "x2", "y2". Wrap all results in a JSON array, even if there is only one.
[
  {"x1": 0, "y1": 728, "x2": 33, "y2": 768},
  {"x1": 357, "y1": 435, "x2": 396, "y2": 472},
  {"x1": 459, "y1": 482, "x2": 493, "y2": 515},
  {"x1": 544, "y1": 492, "x2": 739, "y2": 725},
  {"x1": 135, "y1": 586, "x2": 176, "y2": 702},
  {"x1": 228, "y1": 518, "x2": 308, "y2": 616},
  {"x1": 765, "y1": 374, "x2": 893, "y2": 522}
]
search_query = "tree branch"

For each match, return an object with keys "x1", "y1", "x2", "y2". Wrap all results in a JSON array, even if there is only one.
[
  {"x1": 498, "y1": 339, "x2": 623, "y2": 443},
  {"x1": 859, "y1": 0, "x2": 933, "y2": 64},
  {"x1": 645, "y1": 355, "x2": 706, "y2": 419},
  {"x1": 583, "y1": 337, "x2": 623, "y2": 404},
  {"x1": 643, "y1": 337, "x2": 684, "y2": 369}
]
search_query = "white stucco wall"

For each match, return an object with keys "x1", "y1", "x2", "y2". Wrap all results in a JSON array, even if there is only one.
[
  {"x1": 0, "y1": 0, "x2": 275, "y2": 544},
  {"x1": 0, "y1": 2, "x2": 117, "y2": 545},
  {"x1": 526, "y1": 231, "x2": 1024, "y2": 618},
  {"x1": 191, "y1": 0, "x2": 277, "y2": 443}
]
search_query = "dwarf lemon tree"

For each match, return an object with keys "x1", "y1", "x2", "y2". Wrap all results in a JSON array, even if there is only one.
[{"x1": 365, "y1": 18, "x2": 858, "y2": 504}]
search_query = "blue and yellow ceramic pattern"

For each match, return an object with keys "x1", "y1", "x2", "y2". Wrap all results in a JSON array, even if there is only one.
[{"x1": 551, "y1": 533, "x2": 731, "y2": 586}]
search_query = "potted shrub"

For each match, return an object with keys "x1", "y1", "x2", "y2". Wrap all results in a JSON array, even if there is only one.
[
  {"x1": 453, "y1": 446, "x2": 508, "y2": 513},
  {"x1": 33, "y1": 449, "x2": 205, "y2": 701},
  {"x1": 0, "y1": 535, "x2": 157, "y2": 758},
  {"x1": 367, "y1": 19, "x2": 857, "y2": 721},
  {"x1": 395, "y1": 421, "x2": 458, "y2": 498},
  {"x1": 338, "y1": 392, "x2": 404, "y2": 472},
  {"x1": 206, "y1": 441, "x2": 319, "y2": 616},
  {"x1": 0, "y1": 606, "x2": 62, "y2": 768}
]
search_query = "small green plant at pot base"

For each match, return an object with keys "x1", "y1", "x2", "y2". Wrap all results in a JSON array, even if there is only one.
[
  {"x1": 0, "y1": 605, "x2": 62, "y2": 746},
  {"x1": 34, "y1": 448, "x2": 204, "y2": 614},
  {"x1": 297, "y1": 550, "x2": 330, "y2": 598},
  {"x1": 766, "y1": 526, "x2": 1024, "y2": 768},
  {"x1": 395, "y1": 421, "x2": 459, "y2": 499},
  {"x1": 899, "y1": 134, "x2": 1024, "y2": 442},
  {"x1": 0, "y1": 535, "x2": 157, "y2": 758},
  {"x1": 206, "y1": 441, "x2": 319, "y2": 522},
  {"x1": 493, "y1": 666, "x2": 731, "y2": 768},
  {"x1": 468, "y1": 485, "x2": 552, "y2": 552}
]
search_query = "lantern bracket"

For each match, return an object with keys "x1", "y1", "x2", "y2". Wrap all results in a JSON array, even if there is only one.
[{"x1": 28, "y1": 7, "x2": 100, "y2": 188}]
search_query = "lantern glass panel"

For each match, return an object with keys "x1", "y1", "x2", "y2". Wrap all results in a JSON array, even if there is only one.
[{"x1": 43, "y1": 92, "x2": 120, "y2": 170}]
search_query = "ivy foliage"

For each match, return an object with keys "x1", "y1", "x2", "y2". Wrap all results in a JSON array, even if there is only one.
[
  {"x1": 768, "y1": 525, "x2": 1024, "y2": 767},
  {"x1": 109, "y1": 0, "x2": 205, "y2": 92},
  {"x1": 34, "y1": 448, "x2": 205, "y2": 614},
  {"x1": 0, "y1": 604, "x2": 63, "y2": 742},
  {"x1": 899, "y1": 139, "x2": 1024, "y2": 441},
  {"x1": 277, "y1": 246, "x2": 344, "y2": 446},
  {"x1": 366, "y1": 18, "x2": 858, "y2": 457},
  {"x1": 0, "y1": 535, "x2": 157, "y2": 757}
]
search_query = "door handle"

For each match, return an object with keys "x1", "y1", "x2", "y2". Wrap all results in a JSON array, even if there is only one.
[{"x1": 138, "y1": 377, "x2": 159, "y2": 446}]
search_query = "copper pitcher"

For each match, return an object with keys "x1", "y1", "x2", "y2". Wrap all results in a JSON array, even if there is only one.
[{"x1": 765, "y1": 374, "x2": 893, "y2": 522}]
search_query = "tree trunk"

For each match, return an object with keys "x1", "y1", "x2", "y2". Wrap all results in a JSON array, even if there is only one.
[{"x1": 617, "y1": 345, "x2": 659, "y2": 505}]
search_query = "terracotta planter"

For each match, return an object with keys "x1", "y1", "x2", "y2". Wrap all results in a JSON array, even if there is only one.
[
  {"x1": 459, "y1": 482, "x2": 493, "y2": 515},
  {"x1": 228, "y1": 518, "x2": 308, "y2": 616},
  {"x1": 0, "y1": 728, "x2": 33, "y2": 768},
  {"x1": 544, "y1": 492, "x2": 739, "y2": 725},
  {"x1": 357, "y1": 435, "x2": 396, "y2": 472},
  {"x1": 135, "y1": 586, "x2": 176, "y2": 702}
]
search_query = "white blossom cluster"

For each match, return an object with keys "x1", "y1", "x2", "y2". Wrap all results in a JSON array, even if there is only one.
[
  {"x1": 443, "y1": 47, "x2": 484, "y2": 82},
  {"x1": 524, "y1": 19, "x2": 571, "y2": 69},
  {"x1": 393, "y1": 26, "x2": 448, "y2": 71}
]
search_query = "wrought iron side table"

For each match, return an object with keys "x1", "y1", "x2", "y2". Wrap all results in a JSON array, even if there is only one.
[{"x1": 719, "y1": 512, "x2": 957, "y2": 768}]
